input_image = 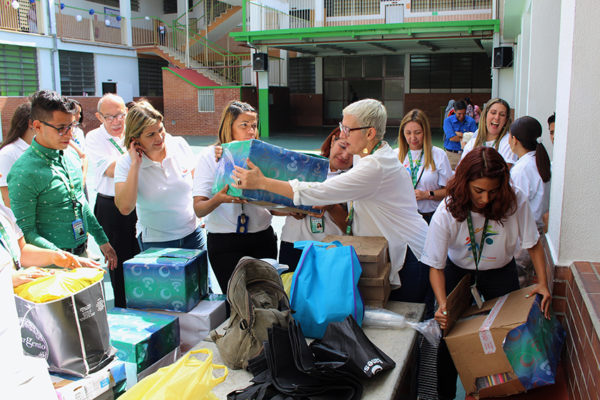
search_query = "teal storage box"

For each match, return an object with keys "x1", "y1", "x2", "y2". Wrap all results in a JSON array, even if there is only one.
[
  {"x1": 107, "y1": 307, "x2": 180, "y2": 374},
  {"x1": 123, "y1": 248, "x2": 208, "y2": 312},
  {"x1": 213, "y1": 139, "x2": 329, "y2": 214}
]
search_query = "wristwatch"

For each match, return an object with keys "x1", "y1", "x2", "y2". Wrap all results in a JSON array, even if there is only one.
[{"x1": 429, "y1": 191, "x2": 435, "y2": 198}]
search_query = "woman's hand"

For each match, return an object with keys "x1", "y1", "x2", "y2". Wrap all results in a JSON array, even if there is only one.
[
  {"x1": 99, "y1": 243, "x2": 118, "y2": 271},
  {"x1": 213, "y1": 185, "x2": 246, "y2": 205},
  {"x1": 51, "y1": 250, "x2": 82, "y2": 269},
  {"x1": 214, "y1": 146, "x2": 223, "y2": 162},
  {"x1": 434, "y1": 303, "x2": 448, "y2": 330},
  {"x1": 76, "y1": 256, "x2": 103, "y2": 270},
  {"x1": 528, "y1": 284, "x2": 552, "y2": 319},
  {"x1": 12, "y1": 267, "x2": 53, "y2": 288},
  {"x1": 290, "y1": 212, "x2": 306, "y2": 220},
  {"x1": 414, "y1": 189, "x2": 429, "y2": 201},
  {"x1": 232, "y1": 159, "x2": 266, "y2": 190},
  {"x1": 128, "y1": 140, "x2": 143, "y2": 166}
]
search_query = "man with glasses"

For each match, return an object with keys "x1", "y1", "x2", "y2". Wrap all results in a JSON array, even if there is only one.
[
  {"x1": 7, "y1": 90, "x2": 117, "y2": 268},
  {"x1": 86, "y1": 93, "x2": 139, "y2": 308}
]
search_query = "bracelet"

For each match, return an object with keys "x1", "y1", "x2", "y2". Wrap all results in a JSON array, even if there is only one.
[{"x1": 429, "y1": 190, "x2": 435, "y2": 198}]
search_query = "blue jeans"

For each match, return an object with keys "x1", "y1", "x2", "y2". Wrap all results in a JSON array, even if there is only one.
[{"x1": 138, "y1": 226, "x2": 206, "y2": 252}]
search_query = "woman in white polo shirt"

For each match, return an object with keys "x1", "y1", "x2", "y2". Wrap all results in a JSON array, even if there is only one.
[
  {"x1": 0, "y1": 102, "x2": 34, "y2": 207},
  {"x1": 420, "y1": 146, "x2": 551, "y2": 400},
  {"x1": 396, "y1": 109, "x2": 452, "y2": 224},
  {"x1": 114, "y1": 101, "x2": 203, "y2": 251},
  {"x1": 192, "y1": 101, "x2": 277, "y2": 293},
  {"x1": 233, "y1": 99, "x2": 429, "y2": 306}
]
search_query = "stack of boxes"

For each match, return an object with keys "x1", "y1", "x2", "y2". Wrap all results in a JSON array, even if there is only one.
[{"x1": 324, "y1": 235, "x2": 391, "y2": 308}]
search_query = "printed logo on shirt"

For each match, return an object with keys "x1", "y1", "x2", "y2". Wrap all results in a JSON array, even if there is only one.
[{"x1": 465, "y1": 225, "x2": 499, "y2": 254}]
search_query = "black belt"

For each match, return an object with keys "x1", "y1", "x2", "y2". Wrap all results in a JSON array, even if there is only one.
[
  {"x1": 96, "y1": 193, "x2": 115, "y2": 200},
  {"x1": 62, "y1": 241, "x2": 87, "y2": 256},
  {"x1": 445, "y1": 148, "x2": 462, "y2": 154}
]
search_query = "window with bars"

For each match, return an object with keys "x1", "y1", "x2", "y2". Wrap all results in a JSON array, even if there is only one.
[
  {"x1": 91, "y1": 0, "x2": 140, "y2": 12},
  {"x1": 138, "y1": 58, "x2": 168, "y2": 96},
  {"x1": 410, "y1": 53, "x2": 491, "y2": 91},
  {"x1": 288, "y1": 58, "x2": 315, "y2": 94},
  {"x1": 59, "y1": 50, "x2": 95, "y2": 96},
  {"x1": 198, "y1": 89, "x2": 215, "y2": 112},
  {"x1": 411, "y1": 0, "x2": 491, "y2": 12},
  {"x1": 0, "y1": 44, "x2": 38, "y2": 96}
]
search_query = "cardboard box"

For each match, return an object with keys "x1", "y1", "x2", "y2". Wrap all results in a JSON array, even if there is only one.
[
  {"x1": 444, "y1": 277, "x2": 565, "y2": 398},
  {"x1": 124, "y1": 248, "x2": 208, "y2": 312},
  {"x1": 323, "y1": 235, "x2": 389, "y2": 278},
  {"x1": 358, "y1": 262, "x2": 391, "y2": 308},
  {"x1": 142, "y1": 296, "x2": 227, "y2": 352},
  {"x1": 213, "y1": 139, "x2": 329, "y2": 214},
  {"x1": 50, "y1": 358, "x2": 126, "y2": 400},
  {"x1": 107, "y1": 308, "x2": 180, "y2": 374}
]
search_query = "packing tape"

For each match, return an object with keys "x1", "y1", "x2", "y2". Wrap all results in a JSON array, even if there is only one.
[{"x1": 478, "y1": 294, "x2": 509, "y2": 354}]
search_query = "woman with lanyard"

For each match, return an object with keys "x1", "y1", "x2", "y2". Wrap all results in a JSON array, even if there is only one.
[
  {"x1": 420, "y1": 147, "x2": 551, "y2": 400},
  {"x1": 278, "y1": 128, "x2": 352, "y2": 272},
  {"x1": 232, "y1": 99, "x2": 429, "y2": 305},
  {"x1": 396, "y1": 109, "x2": 452, "y2": 224},
  {"x1": 193, "y1": 101, "x2": 277, "y2": 294},
  {"x1": 0, "y1": 102, "x2": 34, "y2": 207},
  {"x1": 461, "y1": 98, "x2": 517, "y2": 167},
  {"x1": 114, "y1": 101, "x2": 204, "y2": 251}
]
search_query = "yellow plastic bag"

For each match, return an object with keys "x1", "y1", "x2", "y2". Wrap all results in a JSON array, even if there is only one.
[
  {"x1": 281, "y1": 272, "x2": 294, "y2": 298},
  {"x1": 14, "y1": 268, "x2": 104, "y2": 303},
  {"x1": 120, "y1": 349, "x2": 228, "y2": 400}
]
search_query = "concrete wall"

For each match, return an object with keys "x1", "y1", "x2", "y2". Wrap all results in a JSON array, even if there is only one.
[
  {"x1": 403, "y1": 93, "x2": 491, "y2": 129},
  {"x1": 94, "y1": 53, "x2": 139, "y2": 101}
]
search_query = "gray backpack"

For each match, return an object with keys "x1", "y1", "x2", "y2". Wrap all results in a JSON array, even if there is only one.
[{"x1": 210, "y1": 257, "x2": 292, "y2": 369}]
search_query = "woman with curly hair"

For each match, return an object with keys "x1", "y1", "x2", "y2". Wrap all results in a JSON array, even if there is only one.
[
  {"x1": 420, "y1": 146, "x2": 551, "y2": 400},
  {"x1": 461, "y1": 98, "x2": 517, "y2": 167}
]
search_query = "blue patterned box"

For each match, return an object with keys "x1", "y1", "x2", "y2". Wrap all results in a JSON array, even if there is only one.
[
  {"x1": 124, "y1": 248, "x2": 208, "y2": 312},
  {"x1": 107, "y1": 307, "x2": 179, "y2": 374},
  {"x1": 212, "y1": 139, "x2": 329, "y2": 214}
]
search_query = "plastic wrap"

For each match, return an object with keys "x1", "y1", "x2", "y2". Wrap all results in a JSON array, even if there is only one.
[{"x1": 363, "y1": 306, "x2": 442, "y2": 346}]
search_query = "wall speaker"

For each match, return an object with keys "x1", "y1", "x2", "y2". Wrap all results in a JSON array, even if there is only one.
[
  {"x1": 493, "y1": 46, "x2": 513, "y2": 68},
  {"x1": 252, "y1": 53, "x2": 269, "y2": 72}
]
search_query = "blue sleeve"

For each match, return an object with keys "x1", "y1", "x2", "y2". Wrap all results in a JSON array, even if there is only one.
[
  {"x1": 443, "y1": 117, "x2": 456, "y2": 139},
  {"x1": 467, "y1": 117, "x2": 478, "y2": 132}
]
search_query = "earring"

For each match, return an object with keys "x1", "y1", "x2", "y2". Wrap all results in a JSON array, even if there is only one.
[{"x1": 362, "y1": 147, "x2": 369, "y2": 154}]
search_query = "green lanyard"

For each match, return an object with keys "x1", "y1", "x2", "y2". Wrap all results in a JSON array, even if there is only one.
[
  {"x1": 31, "y1": 146, "x2": 81, "y2": 220},
  {"x1": 466, "y1": 212, "x2": 489, "y2": 285},
  {"x1": 0, "y1": 221, "x2": 20, "y2": 270},
  {"x1": 407, "y1": 150, "x2": 424, "y2": 188},
  {"x1": 345, "y1": 141, "x2": 383, "y2": 235},
  {"x1": 108, "y1": 137, "x2": 125, "y2": 154}
]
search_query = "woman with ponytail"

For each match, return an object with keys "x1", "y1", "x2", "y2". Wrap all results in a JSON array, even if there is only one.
[{"x1": 508, "y1": 116, "x2": 551, "y2": 230}]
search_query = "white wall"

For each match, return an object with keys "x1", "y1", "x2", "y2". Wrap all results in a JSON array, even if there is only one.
[
  {"x1": 547, "y1": 0, "x2": 600, "y2": 266},
  {"x1": 94, "y1": 54, "x2": 139, "y2": 101},
  {"x1": 515, "y1": 9, "x2": 530, "y2": 117},
  {"x1": 37, "y1": 48, "x2": 56, "y2": 91}
]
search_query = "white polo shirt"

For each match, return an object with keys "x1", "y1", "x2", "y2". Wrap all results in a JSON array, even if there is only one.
[
  {"x1": 114, "y1": 134, "x2": 199, "y2": 242},
  {"x1": 0, "y1": 138, "x2": 28, "y2": 187},
  {"x1": 280, "y1": 169, "x2": 344, "y2": 243},
  {"x1": 192, "y1": 145, "x2": 272, "y2": 234},
  {"x1": 86, "y1": 124, "x2": 125, "y2": 196},
  {"x1": 395, "y1": 146, "x2": 453, "y2": 213},
  {"x1": 290, "y1": 143, "x2": 428, "y2": 287},
  {"x1": 461, "y1": 131, "x2": 518, "y2": 165},
  {"x1": 510, "y1": 151, "x2": 549, "y2": 229},
  {"x1": 421, "y1": 189, "x2": 539, "y2": 271}
]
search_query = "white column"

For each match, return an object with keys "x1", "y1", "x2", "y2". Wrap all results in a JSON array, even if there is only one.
[
  {"x1": 119, "y1": 0, "x2": 132, "y2": 46},
  {"x1": 547, "y1": 0, "x2": 600, "y2": 265},
  {"x1": 315, "y1": 57, "x2": 323, "y2": 94},
  {"x1": 315, "y1": 0, "x2": 324, "y2": 27},
  {"x1": 515, "y1": 10, "x2": 530, "y2": 116},
  {"x1": 524, "y1": 0, "x2": 560, "y2": 152}
]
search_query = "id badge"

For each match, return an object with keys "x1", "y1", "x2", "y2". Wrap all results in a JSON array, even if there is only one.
[
  {"x1": 471, "y1": 283, "x2": 484, "y2": 309},
  {"x1": 236, "y1": 213, "x2": 249, "y2": 234},
  {"x1": 310, "y1": 216, "x2": 324, "y2": 233},
  {"x1": 72, "y1": 218, "x2": 86, "y2": 240}
]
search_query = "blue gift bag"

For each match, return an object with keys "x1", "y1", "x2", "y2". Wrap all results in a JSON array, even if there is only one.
[{"x1": 290, "y1": 241, "x2": 364, "y2": 339}]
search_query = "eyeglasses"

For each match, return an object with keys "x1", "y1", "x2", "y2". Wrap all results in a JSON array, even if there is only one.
[
  {"x1": 338, "y1": 122, "x2": 371, "y2": 137},
  {"x1": 40, "y1": 121, "x2": 80, "y2": 136},
  {"x1": 101, "y1": 113, "x2": 126, "y2": 122}
]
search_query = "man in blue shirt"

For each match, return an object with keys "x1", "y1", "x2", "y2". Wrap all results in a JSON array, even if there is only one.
[{"x1": 443, "y1": 100, "x2": 477, "y2": 169}]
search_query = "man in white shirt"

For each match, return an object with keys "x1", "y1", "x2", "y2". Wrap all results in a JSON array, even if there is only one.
[{"x1": 86, "y1": 94, "x2": 139, "y2": 308}]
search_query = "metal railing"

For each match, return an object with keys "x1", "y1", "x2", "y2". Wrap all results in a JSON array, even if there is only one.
[
  {"x1": 411, "y1": 0, "x2": 492, "y2": 12},
  {"x1": 0, "y1": 1, "x2": 39, "y2": 33},
  {"x1": 173, "y1": 0, "x2": 232, "y2": 32},
  {"x1": 55, "y1": 4, "x2": 125, "y2": 45}
]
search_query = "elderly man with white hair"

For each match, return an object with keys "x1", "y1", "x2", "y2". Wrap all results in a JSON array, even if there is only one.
[{"x1": 86, "y1": 94, "x2": 139, "y2": 308}]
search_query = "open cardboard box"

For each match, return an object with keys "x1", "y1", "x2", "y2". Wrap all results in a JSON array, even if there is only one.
[{"x1": 444, "y1": 276, "x2": 565, "y2": 398}]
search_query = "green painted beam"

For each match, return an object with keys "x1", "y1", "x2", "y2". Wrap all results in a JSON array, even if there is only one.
[
  {"x1": 230, "y1": 20, "x2": 499, "y2": 43},
  {"x1": 258, "y1": 88, "x2": 269, "y2": 138}
]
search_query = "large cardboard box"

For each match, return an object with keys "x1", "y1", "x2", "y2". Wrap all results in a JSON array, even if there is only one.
[
  {"x1": 107, "y1": 308, "x2": 180, "y2": 374},
  {"x1": 213, "y1": 139, "x2": 329, "y2": 214},
  {"x1": 357, "y1": 262, "x2": 391, "y2": 308},
  {"x1": 444, "y1": 277, "x2": 565, "y2": 398},
  {"x1": 323, "y1": 235, "x2": 389, "y2": 278},
  {"x1": 123, "y1": 248, "x2": 208, "y2": 312}
]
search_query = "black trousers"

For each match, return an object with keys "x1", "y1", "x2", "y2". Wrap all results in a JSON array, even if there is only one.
[
  {"x1": 94, "y1": 194, "x2": 140, "y2": 308},
  {"x1": 437, "y1": 258, "x2": 519, "y2": 400},
  {"x1": 278, "y1": 240, "x2": 303, "y2": 273},
  {"x1": 207, "y1": 226, "x2": 278, "y2": 294}
]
